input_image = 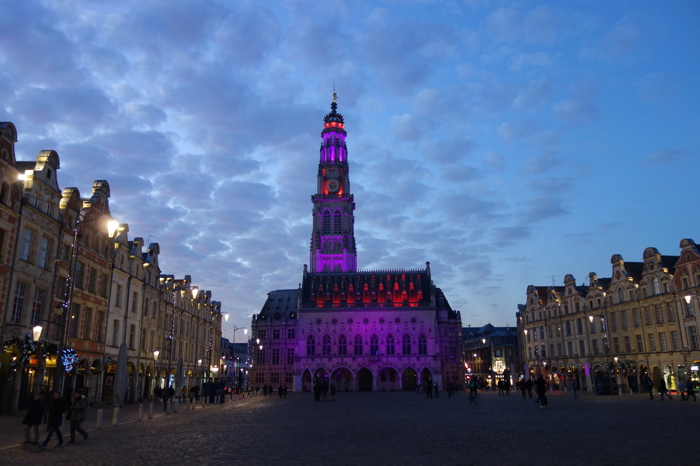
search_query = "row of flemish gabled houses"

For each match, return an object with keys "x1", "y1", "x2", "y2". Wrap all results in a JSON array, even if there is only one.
[
  {"x1": 517, "y1": 239, "x2": 700, "y2": 394},
  {"x1": 0, "y1": 122, "x2": 222, "y2": 412}
]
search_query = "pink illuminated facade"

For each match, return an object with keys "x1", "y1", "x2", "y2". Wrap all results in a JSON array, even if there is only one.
[{"x1": 250, "y1": 99, "x2": 463, "y2": 392}]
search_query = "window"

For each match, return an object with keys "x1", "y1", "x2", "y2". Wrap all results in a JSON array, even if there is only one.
[
  {"x1": 128, "y1": 324, "x2": 136, "y2": 349},
  {"x1": 667, "y1": 304, "x2": 676, "y2": 322},
  {"x1": 689, "y1": 327, "x2": 699, "y2": 350},
  {"x1": 610, "y1": 313, "x2": 617, "y2": 331},
  {"x1": 636, "y1": 335, "x2": 644, "y2": 353},
  {"x1": 100, "y1": 273, "x2": 108, "y2": 298},
  {"x1": 256, "y1": 349, "x2": 266, "y2": 365},
  {"x1": 272, "y1": 349, "x2": 280, "y2": 365},
  {"x1": 273, "y1": 329, "x2": 280, "y2": 339},
  {"x1": 621, "y1": 311, "x2": 629, "y2": 329},
  {"x1": 333, "y1": 210, "x2": 342, "y2": 235},
  {"x1": 418, "y1": 334, "x2": 427, "y2": 355},
  {"x1": 307, "y1": 335, "x2": 315, "y2": 356},
  {"x1": 579, "y1": 340, "x2": 586, "y2": 356},
  {"x1": 370, "y1": 334, "x2": 379, "y2": 355},
  {"x1": 287, "y1": 348, "x2": 295, "y2": 364},
  {"x1": 618, "y1": 288, "x2": 624, "y2": 303},
  {"x1": 112, "y1": 319, "x2": 120, "y2": 346},
  {"x1": 258, "y1": 330, "x2": 267, "y2": 340},
  {"x1": 31, "y1": 288, "x2": 44, "y2": 326},
  {"x1": 149, "y1": 330, "x2": 154, "y2": 353},
  {"x1": 75, "y1": 262, "x2": 85, "y2": 289},
  {"x1": 550, "y1": 344, "x2": 555, "y2": 358},
  {"x1": 592, "y1": 339, "x2": 599, "y2": 355},
  {"x1": 38, "y1": 237, "x2": 50, "y2": 268},
  {"x1": 20, "y1": 229, "x2": 33, "y2": 261},
  {"x1": 142, "y1": 300, "x2": 148, "y2": 317},
  {"x1": 338, "y1": 334, "x2": 347, "y2": 356},
  {"x1": 11, "y1": 282, "x2": 26, "y2": 324},
  {"x1": 354, "y1": 335, "x2": 363, "y2": 356},
  {"x1": 322, "y1": 335, "x2": 331, "y2": 355},
  {"x1": 645, "y1": 307, "x2": 652, "y2": 326},
  {"x1": 575, "y1": 302, "x2": 580, "y2": 313},
  {"x1": 69, "y1": 304, "x2": 81, "y2": 338},
  {"x1": 655, "y1": 305, "x2": 664, "y2": 324},
  {"x1": 613, "y1": 337, "x2": 620, "y2": 354},
  {"x1": 541, "y1": 346, "x2": 547, "y2": 358},
  {"x1": 449, "y1": 346, "x2": 457, "y2": 363},
  {"x1": 61, "y1": 243, "x2": 71, "y2": 260},
  {"x1": 648, "y1": 334, "x2": 656, "y2": 352},
  {"x1": 255, "y1": 373, "x2": 264, "y2": 384},
  {"x1": 83, "y1": 307, "x2": 94, "y2": 340},
  {"x1": 540, "y1": 326, "x2": 545, "y2": 339},
  {"x1": 287, "y1": 329, "x2": 295, "y2": 339},
  {"x1": 671, "y1": 331, "x2": 680, "y2": 351},
  {"x1": 386, "y1": 334, "x2": 395, "y2": 355},
  {"x1": 402, "y1": 334, "x2": 411, "y2": 355},
  {"x1": 576, "y1": 319, "x2": 583, "y2": 335},
  {"x1": 624, "y1": 336, "x2": 632, "y2": 353},
  {"x1": 322, "y1": 211, "x2": 331, "y2": 234},
  {"x1": 86, "y1": 267, "x2": 97, "y2": 293},
  {"x1": 557, "y1": 343, "x2": 562, "y2": 357},
  {"x1": 131, "y1": 292, "x2": 138, "y2": 313},
  {"x1": 651, "y1": 276, "x2": 660, "y2": 295},
  {"x1": 633, "y1": 309, "x2": 640, "y2": 327},
  {"x1": 590, "y1": 320, "x2": 596, "y2": 333},
  {"x1": 139, "y1": 327, "x2": 146, "y2": 350},
  {"x1": 686, "y1": 300, "x2": 694, "y2": 317},
  {"x1": 270, "y1": 372, "x2": 279, "y2": 384},
  {"x1": 567, "y1": 341, "x2": 573, "y2": 357},
  {"x1": 528, "y1": 347, "x2": 533, "y2": 359},
  {"x1": 116, "y1": 284, "x2": 122, "y2": 308},
  {"x1": 285, "y1": 372, "x2": 294, "y2": 384},
  {"x1": 659, "y1": 332, "x2": 668, "y2": 352}
]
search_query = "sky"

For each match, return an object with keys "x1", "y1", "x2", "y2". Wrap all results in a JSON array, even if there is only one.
[{"x1": 1, "y1": 0, "x2": 698, "y2": 338}]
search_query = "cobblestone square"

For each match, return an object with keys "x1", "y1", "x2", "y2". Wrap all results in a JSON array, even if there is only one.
[{"x1": 1, "y1": 390, "x2": 698, "y2": 465}]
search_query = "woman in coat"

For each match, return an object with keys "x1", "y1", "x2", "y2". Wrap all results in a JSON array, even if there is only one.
[
  {"x1": 22, "y1": 393, "x2": 44, "y2": 444},
  {"x1": 39, "y1": 392, "x2": 67, "y2": 448}
]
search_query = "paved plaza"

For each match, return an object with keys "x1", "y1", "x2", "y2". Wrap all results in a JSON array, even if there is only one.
[{"x1": 0, "y1": 390, "x2": 698, "y2": 465}]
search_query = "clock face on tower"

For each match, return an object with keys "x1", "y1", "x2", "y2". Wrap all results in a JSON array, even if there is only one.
[{"x1": 326, "y1": 179, "x2": 340, "y2": 192}]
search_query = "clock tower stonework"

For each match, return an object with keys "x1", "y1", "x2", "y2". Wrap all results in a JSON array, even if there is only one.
[{"x1": 310, "y1": 97, "x2": 357, "y2": 273}]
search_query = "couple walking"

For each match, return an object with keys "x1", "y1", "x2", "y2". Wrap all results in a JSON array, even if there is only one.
[{"x1": 38, "y1": 391, "x2": 88, "y2": 449}]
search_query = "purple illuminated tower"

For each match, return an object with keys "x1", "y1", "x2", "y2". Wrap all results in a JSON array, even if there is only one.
[{"x1": 310, "y1": 96, "x2": 357, "y2": 273}]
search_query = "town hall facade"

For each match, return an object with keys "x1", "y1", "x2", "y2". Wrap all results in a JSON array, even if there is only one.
[{"x1": 249, "y1": 98, "x2": 463, "y2": 391}]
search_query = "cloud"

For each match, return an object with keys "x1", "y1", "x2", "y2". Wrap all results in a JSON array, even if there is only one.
[
  {"x1": 579, "y1": 20, "x2": 640, "y2": 62},
  {"x1": 553, "y1": 79, "x2": 598, "y2": 125},
  {"x1": 637, "y1": 73, "x2": 677, "y2": 103},
  {"x1": 515, "y1": 196, "x2": 568, "y2": 226},
  {"x1": 510, "y1": 52, "x2": 552, "y2": 72},
  {"x1": 644, "y1": 149, "x2": 690, "y2": 166}
]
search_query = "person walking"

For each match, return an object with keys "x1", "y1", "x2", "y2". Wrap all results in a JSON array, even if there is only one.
[
  {"x1": 646, "y1": 376, "x2": 655, "y2": 400},
  {"x1": 519, "y1": 380, "x2": 527, "y2": 399},
  {"x1": 22, "y1": 393, "x2": 44, "y2": 445},
  {"x1": 434, "y1": 383, "x2": 439, "y2": 398},
  {"x1": 535, "y1": 374, "x2": 548, "y2": 408},
  {"x1": 68, "y1": 391, "x2": 88, "y2": 443},
  {"x1": 572, "y1": 378, "x2": 579, "y2": 399},
  {"x1": 678, "y1": 379, "x2": 686, "y2": 401},
  {"x1": 40, "y1": 384, "x2": 51, "y2": 425},
  {"x1": 526, "y1": 378, "x2": 533, "y2": 399},
  {"x1": 426, "y1": 379, "x2": 433, "y2": 399},
  {"x1": 330, "y1": 382, "x2": 337, "y2": 401},
  {"x1": 39, "y1": 392, "x2": 67, "y2": 449},
  {"x1": 659, "y1": 378, "x2": 672, "y2": 401},
  {"x1": 687, "y1": 381, "x2": 696, "y2": 401}
]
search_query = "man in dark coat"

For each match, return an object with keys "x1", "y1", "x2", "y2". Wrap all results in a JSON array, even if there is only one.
[
  {"x1": 39, "y1": 392, "x2": 67, "y2": 448},
  {"x1": 535, "y1": 374, "x2": 548, "y2": 408},
  {"x1": 526, "y1": 378, "x2": 534, "y2": 399},
  {"x1": 22, "y1": 393, "x2": 44, "y2": 444}
]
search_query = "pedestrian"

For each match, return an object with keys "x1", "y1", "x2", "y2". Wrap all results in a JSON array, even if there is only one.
[
  {"x1": 646, "y1": 376, "x2": 655, "y2": 400},
  {"x1": 535, "y1": 374, "x2": 548, "y2": 408},
  {"x1": 526, "y1": 378, "x2": 533, "y2": 399},
  {"x1": 22, "y1": 393, "x2": 44, "y2": 445},
  {"x1": 39, "y1": 392, "x2": 67, "y2": 449},
  {"x1": 40, "y1": 384, "x2": 51, "y2": 426},
  {"x1": 313, "y1": 381, "x2": 321, "y2": 401},
  {"x1": 659, "y1": 378, "x2": 672, "y2": 401},
  {"x1": 520, "y1": 380, "x2": 527, "y2": 399},
  {"x1": 678, "y1": 379, "x2": 686, "y2": 401},
  {"x1": 283, "y1": 385, "x2": 288, "y2": 399},
  {"x1": 434, "y1": 382, "x2": 439, "y2": 398},
  {"x1": 278, "y1": 384, "x2": 283, "y2": 399},
  {"x1": 687, "y1": 381, "x2": 696, "y2": 401},
  {"x1": 497, "y1": 380, "x2": 503, "y2": 396},
  {"x1": 504, "y1": 379, "x2": 511, "y2": 396},
  {"x1": 181, "y1": 385, "x2": 188, "y2": 401},
  {"x1": 426, "y1": 379, "x2": 433, "y2": 399},
  {"x1": 572, "y1": 378, "x2": 579, "y2": 399},
  {"x1": 330, "y1": 383, "x2": 337, "y2": 401},
  {"x1": 168, "y1": 386, "x2": 175, "y2": 401},
  {"x1": 322, "y1": 381, "x2": 329, "y2": 401},
  {"x1": 154, "y1": 385, "x2": 162, "y2": 402},
  {"x1": 68, "y1": 390, "x2": 88, "y2": 443}
]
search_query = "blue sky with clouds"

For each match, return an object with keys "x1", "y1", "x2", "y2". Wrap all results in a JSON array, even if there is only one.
[{"x1": 1, "y1": 0, "x2": 698, "y2": 335}]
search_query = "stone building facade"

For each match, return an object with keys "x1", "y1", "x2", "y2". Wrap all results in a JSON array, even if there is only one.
[
  {"x1": 0, "y1": 121, "x2": 222, "y2": 412},
  {"x1": 463, "y1": 324, "x2": 520, "y2": 388},
  {"x1": 518, "y1": 240, "x2": 700, "y2": 394},
  {"x1": 250, "y1": 99, "x2": 463, "y2": 392}
]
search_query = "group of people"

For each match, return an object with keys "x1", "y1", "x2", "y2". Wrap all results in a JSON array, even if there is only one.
[
  {"x1": 22, "y1": 385, "x2": 89, "y2": 449},
  {"x1": 312, "y1": 380, "x2": 337, "y2": 401},
  {"x1": 646, "y1": 376, "x2": 696, "y2": 401},
  {"x1": 258, "y1": 384, "x2": 288, "y2": 398}
]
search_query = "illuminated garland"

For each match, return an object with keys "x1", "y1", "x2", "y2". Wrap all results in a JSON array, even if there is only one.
[{"x1": 61, "y1": 348, "x2": 79, "y2": 373}]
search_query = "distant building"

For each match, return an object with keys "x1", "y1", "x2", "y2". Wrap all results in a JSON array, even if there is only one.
[
  {"x1": 518, "y1": 240, "x2": 700, "y2": 395},
  {"x1": 250, "y1": 99, "x2": 463, "y2": 391},
  {"x1": 463, "y1": 324, "x2": 520, "y2": 388}
]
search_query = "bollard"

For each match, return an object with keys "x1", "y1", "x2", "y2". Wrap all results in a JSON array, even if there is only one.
[
  {"x1": 137, "y1": 404, "x2": 143, "y2": 421},
  {"x1": 192, "y1": 398, "x2": 196, "y2": 410},
  {"x1": 166, "y1": 400, "x2": 172, "y2": 415},
  {"x1": 148, "y1": 403, "x2": 154, "y2": 419},
  {"x1": 112, "y1": 407, "x2": 120, "y2": 426},
  {"x1": 96, "y1": 409, "x2": 103, "y2": 429},
  {"x1": 174, "y1": 400, "x2": 179, "y2": 413}
]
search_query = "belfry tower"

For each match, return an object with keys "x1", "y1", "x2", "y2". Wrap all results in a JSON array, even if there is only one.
[{"x1": 310, "y1": 94, "x2": 357, "y2": 272}]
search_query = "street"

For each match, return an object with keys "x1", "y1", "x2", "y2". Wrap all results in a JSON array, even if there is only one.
[{"x1": 0, "y1": 390, "x2": 698, "y2": 465}]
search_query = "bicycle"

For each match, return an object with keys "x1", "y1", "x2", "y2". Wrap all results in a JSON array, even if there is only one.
[{"x1": 468, "y1": 390, "x2": 480, "y2": 404}]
